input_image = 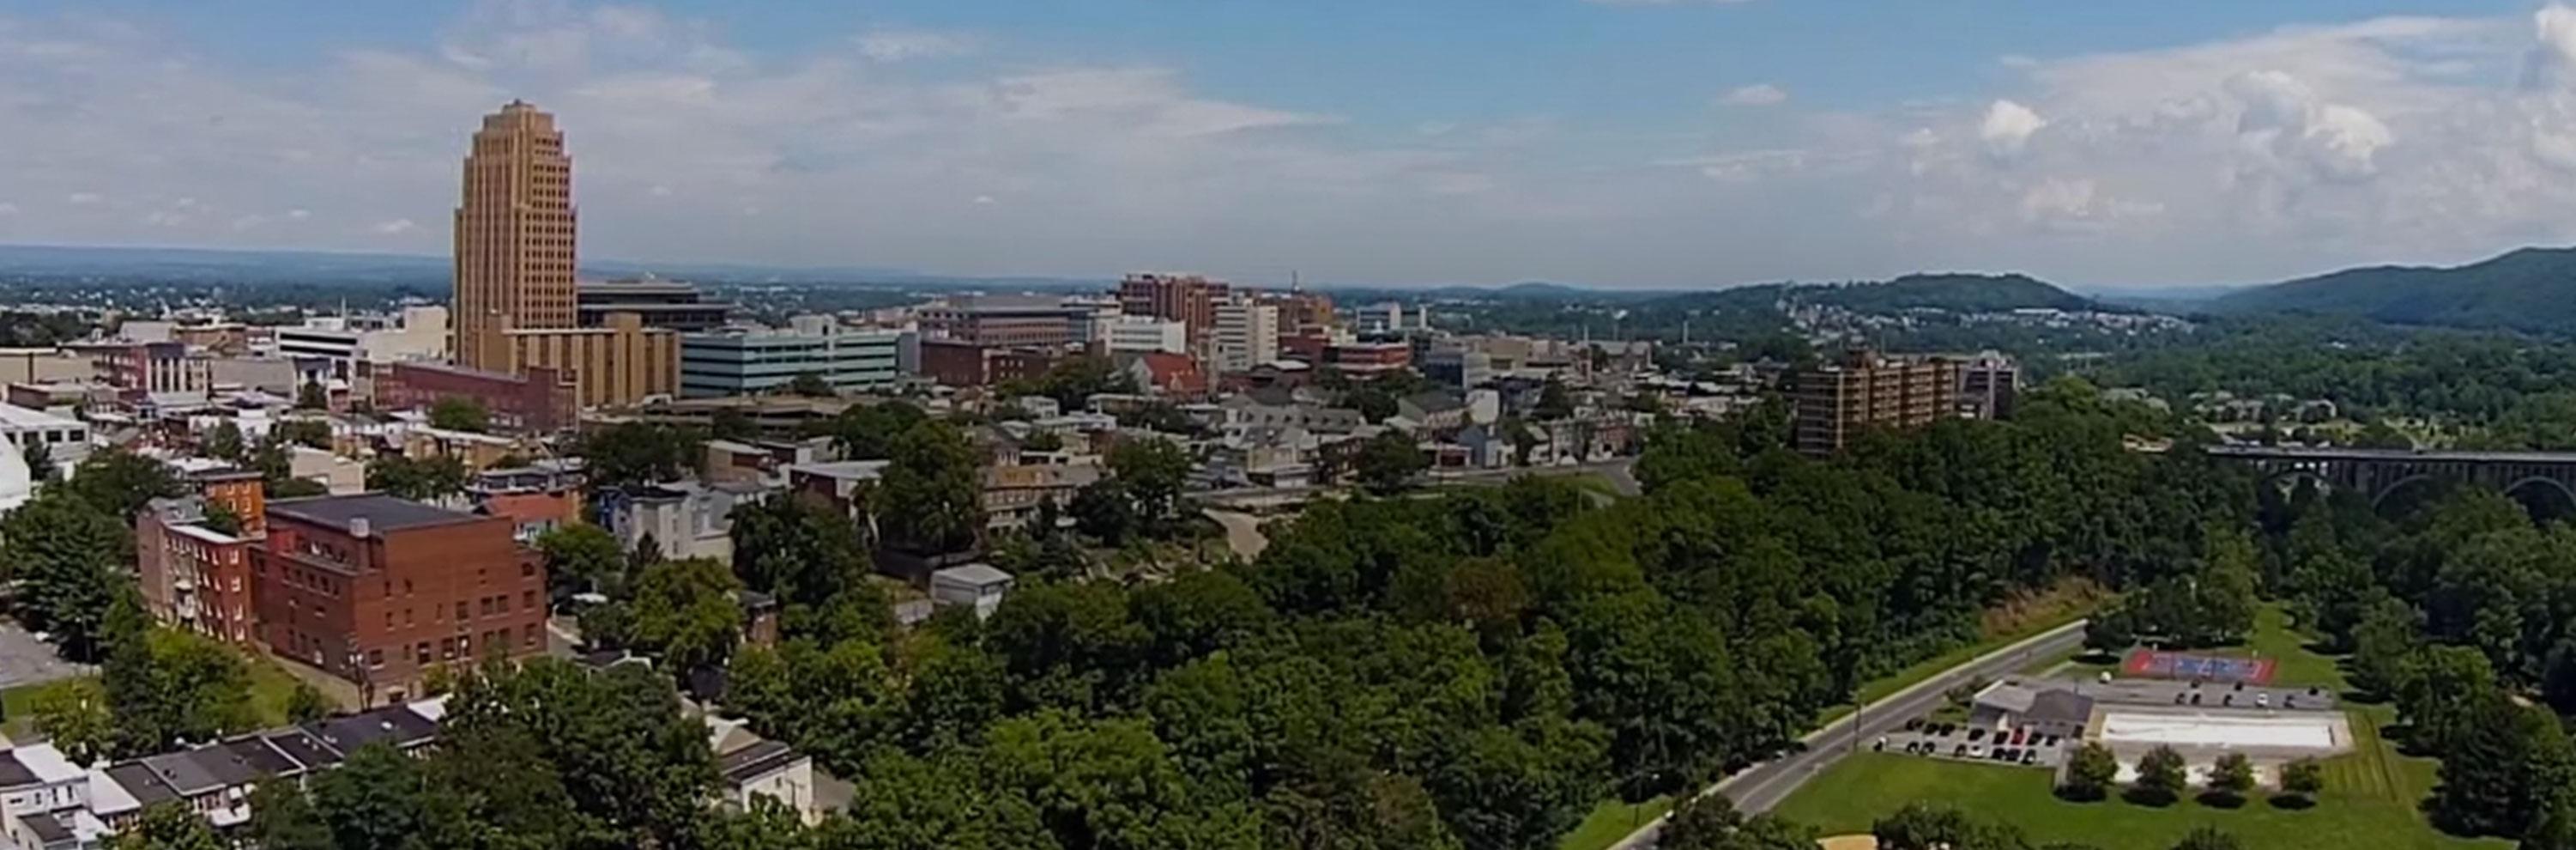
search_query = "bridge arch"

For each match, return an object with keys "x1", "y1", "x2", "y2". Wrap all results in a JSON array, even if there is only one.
[
  {"x1": 2370, "y1": 474, "x2": 2446, "y2": 514},
  {"x1": 2504, "y1": 476, "x2": 2576, "y2": 521}
]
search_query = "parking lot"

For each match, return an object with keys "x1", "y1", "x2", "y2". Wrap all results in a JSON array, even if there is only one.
[
  {"x1": 0, "y1": 620, "x2": 90, "y2": 691},
  {"x1": 2051, "y1": 675, "x2": 2336, "y2": 713},
  {"x1": 1879, "y1": 718, "x2": 2072, "y2": 769}
]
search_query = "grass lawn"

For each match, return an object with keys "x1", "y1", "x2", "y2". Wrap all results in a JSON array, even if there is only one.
[
  {"x1": 1771, "y1": 753, "x2": 2503, "y2": 850},
  {"x1": 1556, "y1": 795, "x2": 1670, "y2": 850},
  {"x1": 1777, "y1": 604, "x2": 2491, "y2": 849},
  {"x1": 0, "y1": 652, "x2": 310, "y2": 744}
]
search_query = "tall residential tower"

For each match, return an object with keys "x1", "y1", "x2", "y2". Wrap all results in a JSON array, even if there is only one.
[{"x1": 453, "y1": 100, "x2": 577, "y2": 371}]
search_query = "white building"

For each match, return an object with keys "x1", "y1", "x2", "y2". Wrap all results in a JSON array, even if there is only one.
[
  {"x1": 0, "y1": 403, "x2": 90, "y2": 472},
  {"x1": 930, "y1": 563, "x2": 1015, "y2": 620},
  {"x1": 1212, "y1": 298, "x2": 1279, "y2": 375},
  {"x1": 1104, "y1": 315, "x2": 1188, "y2": 355}
]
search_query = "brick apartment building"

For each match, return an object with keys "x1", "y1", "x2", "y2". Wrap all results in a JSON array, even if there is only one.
[
  {"x1": 919, "y1": 339, "x2": 1058, "y2": 388},
  {"x1": 1790, "y1": 349, "x2": 1963, "y2": 456},
  {"x1": 252, "y1": 495, "x2": 547, "y2": 705},
  {"x1": 134, "y1": 471, "x2": 269, "y2": 646},
  {"x1": 1118, "y1": 273, "x2": 1229, "y2": 348}
]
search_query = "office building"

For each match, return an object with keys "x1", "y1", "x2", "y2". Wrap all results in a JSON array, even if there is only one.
[
  {"x1": 1211, "y1": 297, "x2": 1279, "y2": 374},
  {"x1": 1267, "y1": 289, "x2": 1336, "y2": 335},
  {"x1": 1422, "y1": 346, "x2": 1493, "y2": 390},
  {"x1": 68, "y1": 340, "x2": 210, "y2": 395},
  {"x1": 1117, "y1": 273, "x2": 1229, "y2": 346},
  {"x1": 252, "y1": 494, "x2": 548, "y2": 700},
  {"x1": 579, "y1": 278, "x2": 735, "y2": 331},
  {"x1": 680, "y1": 318, "x2": 901, "y2": 398},
  {"x1": 504, "y1": 313, "x2": 679, "y2": 409},
  {"x1": 1321, "y1": 340, "x2": 1412, "y2": 378},
  {"x1": 917, "y1": 295, "x2": 1100, "y2": 348},
  {"x1": 1790, "y1": 349, "x2": 1962, "y2": 456},
  {"x1": 275, "y1": 325, "x2": 362, "y2": 381},
  {"x1": 1104, "y1": 315, "x2": 1188, "y2": 355},
  {"x1": 453, "y1": 100, "x2": 577, "y2": 371},
  {"x1": 1960, "y1": 350, "x2": 2020, "y2": 420}
]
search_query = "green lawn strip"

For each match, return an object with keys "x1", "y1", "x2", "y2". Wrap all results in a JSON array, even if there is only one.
[
  {"x1": 1556, "y1": 795, "x2": 1672, "y2": 850},
  {"x1": 1770, "y1": 753, "x2": 2504, "y2": 850},
  {"x1": 0, "y1": 682, "x2": 46, "y2": 741},
  {"x1": 1557, "y1": 610, "x2": 2091, "y2": 850}
]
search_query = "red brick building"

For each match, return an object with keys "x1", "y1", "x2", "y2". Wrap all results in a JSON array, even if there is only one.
[
  {"x1": 375, "y1": 361, "x2": 577, "y2": 433},
  {"x1": 1323, "y1": 340, "x2": 1412, "y2": 378},
  {"x1": 136, "y1": 501, "x2": 257, "y2": 646},
  {"x1": 920, "y1": 340, "x2": 1058, "y2": 388},
  {"x1": 252, "y1": 495, "x2": 548, "y2": 705},
  {"x1": 1117, "y1": 273, "x2": 1229, "y2": 347}
]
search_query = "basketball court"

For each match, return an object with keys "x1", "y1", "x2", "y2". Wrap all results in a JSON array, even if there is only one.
[{"x1": 2121, "y1": 649, "x2": 2276, "y2": 684}]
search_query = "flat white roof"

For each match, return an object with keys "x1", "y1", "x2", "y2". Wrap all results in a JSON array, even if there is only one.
[
  {"x1": 11, "y1": 743, "x2": 82, "y2": 784},
  {"x1": 2098, "y1": 710, "x2": 2343, "y2": 752},
  {"x1": 0, "y1": 403, "x2": 79, "y2": 429}
]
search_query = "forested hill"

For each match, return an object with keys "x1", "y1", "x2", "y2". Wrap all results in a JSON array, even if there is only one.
[
  {"x1": 2208, "y1": 246, "x2": 2576, "y2": 333},
  {"x1": 1635, "y1": 272, "x2": 2101, "y2": 315}
]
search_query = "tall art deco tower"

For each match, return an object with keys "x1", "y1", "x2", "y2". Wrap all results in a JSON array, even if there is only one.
[{"x1": 452, "y1": 100, "x2": 577, "y2": 370}]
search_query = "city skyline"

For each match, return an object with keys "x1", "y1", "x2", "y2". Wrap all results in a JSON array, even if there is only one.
[{"x1": 8, "y1": 1, "x2": 2576, "y2": 289}]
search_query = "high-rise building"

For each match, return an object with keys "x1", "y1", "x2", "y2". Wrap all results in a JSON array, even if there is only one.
[
  {"x1": 1959, "y1": 350, "x2": 2020, "y2": 420},
  {"x1": 453, "y1": 100, "x2": 577, "y2": 371},
  {"x1": 1117, "y1": 273, "x2": 1229, "y2": 347},
  {"x1": 1790, "y1": 349, "x2": 1962, "y2": 456},
  {"x1": 1212, "y1": 297, "x2": 1279, "y2": 374}
]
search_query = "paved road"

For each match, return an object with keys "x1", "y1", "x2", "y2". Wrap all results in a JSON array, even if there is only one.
[
  {"x1": 1202, "y1": 509, "x2": 1270, "y2": 560},
  {"x1": 1609, "y1": 619, "x2": 2089, "y2": 849}
]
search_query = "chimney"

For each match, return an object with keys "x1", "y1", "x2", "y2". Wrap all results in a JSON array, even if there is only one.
[{"x1": 348, "y1": 517, "x2": 372, "y2": 539}]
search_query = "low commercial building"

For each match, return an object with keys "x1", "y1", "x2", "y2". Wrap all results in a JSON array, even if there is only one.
[
  {"x1": 376, "y1": 361, "x2": 577, "y2": 433},
  {"x1": 579, "y1": 278, "x2": 735, "y2": 332},
  {"x1": 504, "y1": 313, "x2": 680, "y2": 409},
  {"x1": 1104, "y1": 315, "x2": 1188, "y2": 355},
  {"x1": 680, "y1": 319, "x2": 901, "y2": 398},
  {"x1": 252, "y1": 495, "x2": 548, "y2": 703},
  {"x1": 0, "y1": 403, "x2": 90, "y2": 470},
  {"x1": 918, "y1": 340, "x2": 1056, "y2": 388}
]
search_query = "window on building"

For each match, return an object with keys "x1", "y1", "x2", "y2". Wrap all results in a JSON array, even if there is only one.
[
  {"x1": 455, "y1": 601, "x2": 468, "y2": 621},
  {"x1": 367, "y1": 649, "x2": 384, "y2": 667}
]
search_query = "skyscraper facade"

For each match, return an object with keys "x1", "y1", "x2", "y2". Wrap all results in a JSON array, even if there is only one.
[{"x1": 454, "y1": 100, "x2": 577, "y2": 371}]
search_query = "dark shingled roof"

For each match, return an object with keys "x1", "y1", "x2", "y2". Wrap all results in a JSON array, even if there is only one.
[
  {"x1": 260, "y1": 729, "x2": 343, "y2": 770},
  {"x1": 717, "y1": 739, "x2": 801, "y2": 785},
  {"x1": 137, "y1": 751, "x2": 225, "y2": 795},
  {"x1": 21, "y1": 812, "x2": 70, "y2": 844},
  {"x1": 0, "y1": 752, "x2": 38, "y2": 788},
  {"x1": 302, "y1": 705, "x2": 439, "y2": 753},
  {"x1": 216, "y1": 736, "x2": 305, "y2": 778},
  {"x1": 2027, "y1": 689, "x2": 2098, "y2": 725},
  {"x1": 268, "y1": 494, "x2": 484, "y2": 533},
  {"x1": 103, "y1": 762, "x2": 178, "y2": 806}
]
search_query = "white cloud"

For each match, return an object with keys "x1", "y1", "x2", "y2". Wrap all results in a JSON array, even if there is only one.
[
  {"x1": 855, "y1": 29, "x2": 973, "y2": 63},
  {"x1": 1718, "y1": 83, "x2": 1787, "y2": 106},
  {"x1": 1978, "y1": 100, "x2": 2046, "y2": 159},
  {"x1": 0, "y1": 203, "x2": 18, "y2": 216},
  {"x1": 372, "y1": 219, "x2": 418, "y2": 234},
  {"x1": 287, "y1": 209, "x2": 311, "y2": 220},
  {"x1": 66, "y1": 192, "x2": 103, "y2": 205}
]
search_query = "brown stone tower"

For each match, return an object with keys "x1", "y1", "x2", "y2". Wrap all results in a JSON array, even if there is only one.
[{"x1": 453, "y1": 100, "x2": 576, "y2": 370}]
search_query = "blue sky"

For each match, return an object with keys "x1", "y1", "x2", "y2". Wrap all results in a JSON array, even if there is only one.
[{"x1": 0, "y1": 1, "x2": 2572, "y2": 288}]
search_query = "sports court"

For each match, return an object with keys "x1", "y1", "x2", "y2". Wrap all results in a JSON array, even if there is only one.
[{"x1": 2122, "y1": 649, "x2": 2276, "y2": 684}]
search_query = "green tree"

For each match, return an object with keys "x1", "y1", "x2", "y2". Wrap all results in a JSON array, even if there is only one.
[
  {"x1": 1534, "y1": 377, "x2": 1575, "y2": 420},
  {"x1": 200, "y1": 501, "x2": 245, "y2": 537},
  {"x1": 273, "y1": 418, "x2": 334, "y2": 449},
  {"x1": 286, "y1": 682, "x2": 333, "y2": 723},
  {"x1": 29, "y1": 677, "x2": 112, "y2": 764},
  {"x1": 203, "y1": 420, "x2": 247, "y2": 463},
  {"x1": 729, "y1": 495, "x2": 874, "y2": 616},
  {"x1": 295, "y1": 379, "x2": 328, "y2": 410},
  {"x1": 112, "y1": 801, "x2": 225, "y2": 850},
  {"x1": 1070, "y1": 479, "x2": 1139, "y2": 544},
  {"x1": 2131, "y1": 745, "x2": 2187, "y2": 805},
  {"x1": 625, "y1": 557, "x2": 747, "y2": 673},
  {"x1": 2206, "y1": 752, "x2": 2255, "y2": 805},
  {"x1": 2279, "y1": 758, "x2": 2325, "y2": 804},
  {"x1": 537, "y1": 522, "x2": 628, "y2": 599},
  {"x1": 819, "y1": 400, "x2": 926, "y2": 460},
  {"x1": 577, "y1": 422, "x2": 706, "y2": 490},
  {"x1": 2434, "y1": 692, "x2": 2576, "y2": 837},
  {"x1": 21, "y1": 440, "x2": 54, "y2": 483},
  {"x1": 786, "y1": 372, "x2": 835, "y2": 398},
  {"x1": 710, "y1": 407, "x2": 758, "y2": 442},
  {"x1": 365, "y1": 454, "x2": 469, "y2": 502},
  {"x1": 0, "y1": 488, "x2": 130, "y2": 659},
  {"x1": 2060, "y1": 743, "x2": 2119, "y2": 801},
  {"x1": 1873, "y1": 803, "x2": 2033, "y2": 850},
  {"x1": 1110, "y1": 439, "x2": 1190, "y2": 530},
  {"x1": 1353, "y1": 429, "x2": 1429, "y2": 495},
  {"x1": 2170, "y1": 826, "x2": 2243, "y2": 850},
  {"x1": 68, "y1": 446, "x2": 183, "y2": 519},
  {"x1": 311, "y1": 744, "x2": 439, "y2": 850},
  {"x1": 1661, "y1": 793, "x2": 1816, "y2": 850},
  {"x1": 245, "y1": 778, "x2": 334, "y2": 850},
  {"x1": 428, "y1": 397, "x2": 491, "y2": 433},
  {"x1": 879, "y1": 419, "x2": 983, "y2": 554}
]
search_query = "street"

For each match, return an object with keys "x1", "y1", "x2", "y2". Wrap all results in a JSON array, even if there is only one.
[{"x1": 1609, "y1": 619, "x2": 2089, "y2": 848}]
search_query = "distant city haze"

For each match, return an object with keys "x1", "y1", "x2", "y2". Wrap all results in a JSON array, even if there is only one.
[{"x1": 9, "y1": 2, "x2": 2576, "y2": 288}]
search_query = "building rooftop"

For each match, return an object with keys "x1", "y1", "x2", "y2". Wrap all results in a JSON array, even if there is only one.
[
  {"x1": 933, "y1": 562, "x2": 1014, "y2": 587},
  {"x1": 0, "y1": 403, "x2": 80, "y2": 429},
  {"x1": 716, "y1": 738, "x2": 802, "y2": 785},
  {"x1": 301, "y1": 704, "x2": 440, "y2": 753},
  {"x1": 268, "y1": 494, "x2": 485, "y2": 534}
]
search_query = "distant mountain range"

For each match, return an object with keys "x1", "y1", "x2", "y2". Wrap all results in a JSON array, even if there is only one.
[
  {"x1": 14, "y1": 242, "x2": 2576, "y2": 333},
  {"x1": 2204, "y1": 246, "x2": 2576, "y2": 332}
]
